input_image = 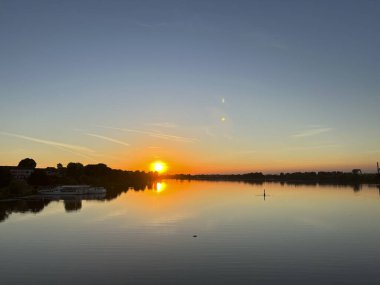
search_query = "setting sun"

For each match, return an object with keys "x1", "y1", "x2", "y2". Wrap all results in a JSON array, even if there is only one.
[{"x1": 150, "y1": 161, "x2": 167, "y2": 173}]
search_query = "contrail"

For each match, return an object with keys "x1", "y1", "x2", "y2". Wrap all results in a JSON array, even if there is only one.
[
  {"x1": 96, "y1": 125, "x2": 198, "y2": 143},
  {"x1": 0, "y1": 131, "x2": 94, "y2": 153},
  {"x1": 54, "y1": 146, "x2": 96, "y2": 161},
  {"x1": 285, "y1": 144, "x2": 339, "y2": 151},
  {"x1": 145, "y1": 122, "x2": 177, "y2": 128},
  {"x1": 292, "y1": 128, "x2": 332, "y2": 138},
  {"x1": 86, "y1": 133, "x2": 129, "y2": 147}
]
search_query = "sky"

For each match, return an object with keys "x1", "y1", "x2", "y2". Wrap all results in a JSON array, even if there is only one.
[{"x1": 0, "y1": 0, "x2": 379, "y2": 174}]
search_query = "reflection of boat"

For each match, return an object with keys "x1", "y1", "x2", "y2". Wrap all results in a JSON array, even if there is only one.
[
  {"x1": 37, "y1": 193, "x2": 106, "y2": 200},
  {"x1": 38, "y1": 185, "x2": 106, "y2": 195}
]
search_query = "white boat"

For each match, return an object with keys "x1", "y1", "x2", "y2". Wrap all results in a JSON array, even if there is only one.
[{"x1": 38, "y1": 185, "x2": 106, "y2": 195}]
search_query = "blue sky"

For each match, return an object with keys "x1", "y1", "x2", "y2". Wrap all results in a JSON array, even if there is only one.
[{"x1": 1, "y1": 0, "x2": 379, "y2": 173}]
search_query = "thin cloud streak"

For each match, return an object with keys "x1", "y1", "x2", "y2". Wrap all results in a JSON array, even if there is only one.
[
  {"x1": 145, "y1": 122, "x2": 177, "y2": 128},
  {"x1": 132, "y1": 20, "x2": 169, "y2": 30},
  {"x1": 292, "y1": 128, "x2": 333, "y2": 138},
  {"x1": 285, "y1": 144, "x2": 339, "y2": 151},
  {"x1": 0, "y1": 131, "x2": 94, "y2": 153},
  {"x1": 86, "y1": 133, "x2": 129, "y2": 147},
  {"x1": 55, "y1": 146, "x2": 119, "y2": 162},
  {"x1": 97, "y1": 125, "x2": 198, "y2": 143},
  {"x1": 54, "y1": 146, "x2": 96, "y2": 161},
  {"x1": 148, "y1": 132, "x2": 196, "y2": 143},
  {"x1": 235, "y1": 150, "x2": 258, "y2": 155}
]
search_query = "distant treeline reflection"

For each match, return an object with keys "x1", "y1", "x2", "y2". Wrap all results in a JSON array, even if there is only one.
[
  {"x1": 1, "y1": 178, "x2": 379, "y2": 224},
  {"x1": 168, "y1": 171, "x2": 380, "y2": 185},
  {"x1": 1, "y1": 159, "x2": 380, "y2": 223}
]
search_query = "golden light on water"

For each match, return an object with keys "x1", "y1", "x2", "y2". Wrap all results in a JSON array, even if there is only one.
[
  {"x1": 156, "y1": 182, "x2": 166, "y2": 193},
  {"x1": 150, "y1": 161, "x2": 167, "y2": 173}
]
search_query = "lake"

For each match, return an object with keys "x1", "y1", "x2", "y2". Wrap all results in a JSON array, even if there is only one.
[{"x1": 1, "y1": 180, "x2": 380, "y2": 284}]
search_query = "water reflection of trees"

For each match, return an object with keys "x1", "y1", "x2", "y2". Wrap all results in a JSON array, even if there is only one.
[
  {"x1": 274, "y1": 181, "x2": 363, "y2": 192},
  {"x1": 183, "y1": 176, "x2": 370, "y2": 193},
  {"x1": 1, "y1": 180, "x2": 379, "y2": 223},
  {"x1": 0, "y1": 199, "x2": 51, "y2": 223},
  {"x1": 64, "y1": 199, "x2": 82, "y2": 212},
  {"x1": 0, "y1": 181, "x2": 155, "y2": 223},
  {"x1": 104, "y1": 182, "x2": 154, "y2": 201},
  {"x1": 170, "y1": 172, "x2": 380, "y2": 185}
]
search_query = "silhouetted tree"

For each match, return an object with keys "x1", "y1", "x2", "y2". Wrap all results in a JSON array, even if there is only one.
[
  {"x1": 66, "y1": 162, "x2": 84, "y2": 179},
  {"x1": 28, "y1": 169, "x2": 51, "y2": 186},
  {"x1": 18, "y1": 158, "x2": 36, "y2": 169},
  {"x1": 84, "y1": 163, "x2": 110, "y2": 177}
]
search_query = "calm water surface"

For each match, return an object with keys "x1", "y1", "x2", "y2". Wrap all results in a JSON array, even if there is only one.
[{"x1": 1, "y1": 180, "x2": 380, "y2": 284}]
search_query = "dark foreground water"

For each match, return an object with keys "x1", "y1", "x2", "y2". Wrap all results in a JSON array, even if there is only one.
[{"x1": 1, "y1": 180, "x2": 380, "y2": 285}]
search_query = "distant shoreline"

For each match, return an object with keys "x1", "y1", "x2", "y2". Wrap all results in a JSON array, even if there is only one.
[{"x1": 166, "y1": 172, "x2": 380, "y2": 186}]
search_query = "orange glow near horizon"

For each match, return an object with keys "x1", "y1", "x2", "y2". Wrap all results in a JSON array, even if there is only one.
[
  {"x1": 26, "y1": 137, "x2": 376, "y2": 175},
  {"x1": 112, "y1": 154, "x2": 376, "y2": 175}
]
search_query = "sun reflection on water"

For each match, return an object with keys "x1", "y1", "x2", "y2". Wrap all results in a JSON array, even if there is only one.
[{"x1": 155, "y1": 182, "x2": 167, "y2": 193}]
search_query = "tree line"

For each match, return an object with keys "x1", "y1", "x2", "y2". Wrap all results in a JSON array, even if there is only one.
[
  {"x1": 168, "y1": 171, "x2": 380, "y2": 185},
  {"x1": 0, "y1": 158, "x2": 159, "y2": 198}
]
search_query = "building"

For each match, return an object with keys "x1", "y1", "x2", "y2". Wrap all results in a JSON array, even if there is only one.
[{"x1": 10, "y1": 168, "x2": 34, "y2": 180}]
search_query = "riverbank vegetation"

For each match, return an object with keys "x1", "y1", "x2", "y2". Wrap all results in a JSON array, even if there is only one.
[
  {"x1": 1, "y1": 158, "x2": 379, "y2": 200},
  {"x1": 168, "y1": 171, "x2": 380, "y2": 185},
  {"x1": 0, "y1": 159, "x2": 159, "y2": 199}
]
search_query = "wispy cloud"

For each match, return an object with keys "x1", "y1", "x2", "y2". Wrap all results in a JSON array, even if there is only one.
[
  {"x1": 86, "y1": 133, "x2": 129, "y2": 147},
  {"x1": 145, "y1": 122, "x2": 177, "y2": 129},
  {"x1": 148, "y1": 132, "x2": 197, "y2": 143},
  {"x1": 132, "y1": 20, "x2": 169, "y2": 30},
  {"x1": 292, "y1": 128, "x2": 332, "y2": 138},
  {"x1": 54, "y1": 146, "x2": 96, "y2": 161},
  {"x1": 235, "y1": 150, "x2": 258, "y2": 155},
  {"x1": 0, "y1": 131, "x2": 94, "y2": 153},
  {"x1": 285, "y1": 144, "x2": 339, "y2": 151},
  {"x1": 97, "y1": 126, "x2": 198, "y2": 143}
]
